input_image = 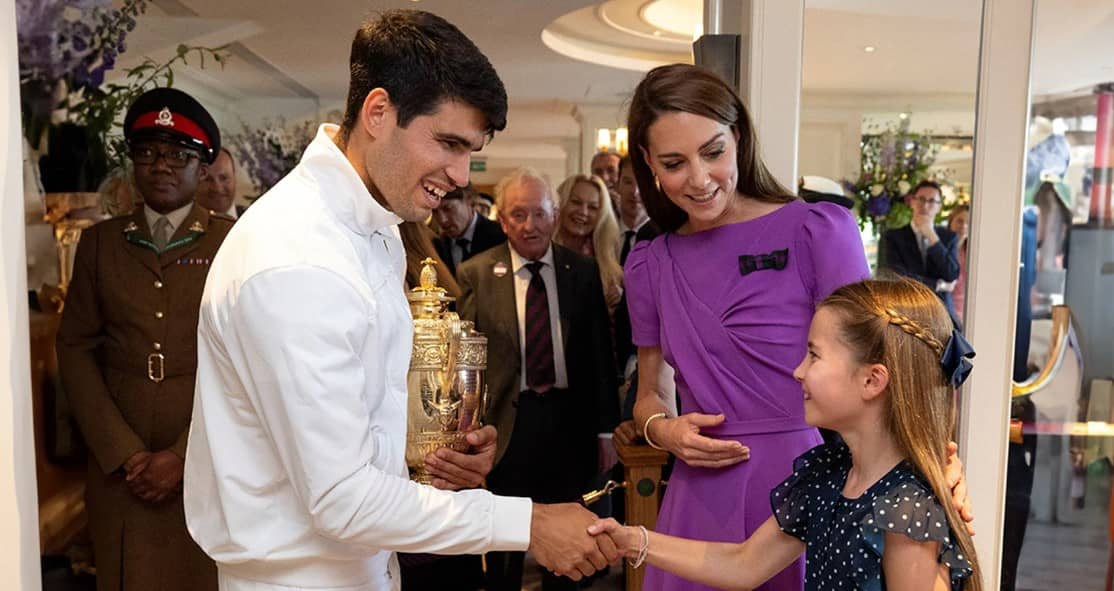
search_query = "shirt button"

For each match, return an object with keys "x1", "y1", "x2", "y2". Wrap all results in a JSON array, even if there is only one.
[
  {"x1": 154, "y1": 280, "x2": 163, "y2": 289},
  {"x1": 155, "y1": 311, "x2": 164, "y2": 319},
  {"x1": 153, "y1": 342, "x2": 162, "y2": 351}
]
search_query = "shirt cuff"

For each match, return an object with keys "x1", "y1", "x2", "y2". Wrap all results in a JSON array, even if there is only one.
[{"x1": 490, "y1": 494, "x2": 533, "y2": 551}]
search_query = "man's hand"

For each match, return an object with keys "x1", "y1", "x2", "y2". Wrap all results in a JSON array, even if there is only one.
[
  {"x1": 946, "y1": 441, "x2": 976, "y2": 535},
  {"x1": 122, "y1": 450, "x2": 152, "y2": 481},
  {"x1": 911, "y1": 217, "x2": 940, "y2": 245},
  {"x1": 128, "y1": 450, "x2": 183, "y2": 503},
  {"x1": 613, "y1": 420, "x2": 639, "y2": 446},
  {"x1": 530, "y1": 503, "x2": 621, "y2": 580},
  {"x1": 425, "y1": 425, "x2": 497, "y2": 490}
]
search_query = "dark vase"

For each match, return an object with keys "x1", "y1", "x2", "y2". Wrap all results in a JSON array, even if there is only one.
[{"x1": 38, "y1": 123, "x2": 109, "y2": 193}]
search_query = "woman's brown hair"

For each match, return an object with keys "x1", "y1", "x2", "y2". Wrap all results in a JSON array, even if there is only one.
[
  {"x1": 626, "y1": 64, "x2": 795, "y2": 232},
  {"x1": 820, "y1": 279, "x2": 981, "y2": 591}
]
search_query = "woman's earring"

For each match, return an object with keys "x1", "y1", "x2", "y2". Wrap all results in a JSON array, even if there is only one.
[{"x1": 654, "y1": 175, "x2": 662, "y2": 193}]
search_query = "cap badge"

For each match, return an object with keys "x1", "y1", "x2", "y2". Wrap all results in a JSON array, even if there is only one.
[{"x1": 155, "y1": 107, "x2": 175, "y2": 127}]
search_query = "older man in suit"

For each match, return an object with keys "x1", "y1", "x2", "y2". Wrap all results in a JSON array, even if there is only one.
[
  {"x1": 880, "y1": 180, "x2": 962, "y2": 327},
  {"x1": 57, "y1": 87, "x2": 231, "y2": 591},
  {"x1": 432, "y1": 183, "x2": 505, "y2": 276},
  {"x1": 457, "y1": 168, "x2": 619, "y2": 591}
]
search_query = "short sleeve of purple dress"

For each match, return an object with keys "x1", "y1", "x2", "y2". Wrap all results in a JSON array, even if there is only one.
[{"x1": 624, "y1": 199, "x2": 869, "y2": 591}]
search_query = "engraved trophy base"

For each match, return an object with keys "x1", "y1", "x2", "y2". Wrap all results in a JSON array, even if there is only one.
[{"x1": 406, "y1": 431, "x2": 469, "y2": 485}]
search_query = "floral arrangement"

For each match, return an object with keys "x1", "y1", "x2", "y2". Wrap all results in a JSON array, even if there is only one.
[
  {"x1": 17, "y1": 0, "x2": 226, "y2": 189},
  {"x1": 843, "y1": 117, "x2": 950, "y2": 236},
  {"x1": 230, "y1": 119, "x2": 318, "y2": 198}
]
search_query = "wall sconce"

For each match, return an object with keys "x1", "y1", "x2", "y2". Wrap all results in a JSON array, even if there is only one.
[{"x1": 596, "y1": 127, "x2": 629, "y2": 156}]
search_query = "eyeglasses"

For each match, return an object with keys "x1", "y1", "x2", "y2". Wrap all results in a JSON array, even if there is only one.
[
  {"x1": 910, "y1": 196, "x2": 942, "y2": 205},
  {"x1": 130, "y1": 145, "x2": 199, "y2": 168}
]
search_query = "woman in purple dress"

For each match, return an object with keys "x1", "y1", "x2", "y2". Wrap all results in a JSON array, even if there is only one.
[{"x1": 623, "y1": 64, "x2": 870, "y2": 591}]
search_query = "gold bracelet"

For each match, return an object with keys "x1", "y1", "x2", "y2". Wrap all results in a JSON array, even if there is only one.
[
  {"x1": 628, "y1": 525, "x2": 649, "y2": 568},
  {"x1": 642, "y1": 412, "x2": 668, "y2": 450}
]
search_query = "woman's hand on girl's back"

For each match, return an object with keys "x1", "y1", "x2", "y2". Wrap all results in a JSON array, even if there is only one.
[{"x1": 651, "y1": 412, "x2": 750, "y2": 468}]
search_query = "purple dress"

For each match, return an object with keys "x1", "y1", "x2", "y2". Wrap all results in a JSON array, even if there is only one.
[{"x1": 625, "y1": 199, "x2": 869, "y2": 591}]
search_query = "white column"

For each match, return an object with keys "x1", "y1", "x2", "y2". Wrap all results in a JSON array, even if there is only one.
[
  {"x1": 738, "y1": 0, "x2": 804, "y2": 190},
  {"x1": 1, "y1": 0, "x2": 45, "y2": 588},
  {"x1": 961, "y1": 0, "x2": 1036, "y2": 587}
]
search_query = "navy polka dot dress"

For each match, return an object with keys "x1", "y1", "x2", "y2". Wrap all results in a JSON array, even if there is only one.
[{"x1": 769, "y1": 443, "x2": 973, "y2": 590}]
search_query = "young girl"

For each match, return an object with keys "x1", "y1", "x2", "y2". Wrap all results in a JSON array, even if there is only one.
[{"x1": 590, "y1": 279, "x2": 980, "y2": 590}]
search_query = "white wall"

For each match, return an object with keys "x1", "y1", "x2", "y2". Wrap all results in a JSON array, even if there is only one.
[{"x1": 2, "y1": 0, "x2": 45, "y2": 587}]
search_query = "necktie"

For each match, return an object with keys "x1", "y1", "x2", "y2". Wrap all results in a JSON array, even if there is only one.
[
  {"x1": 620, "y1": 230, "x2": 636, "y2": 266},
  {"x1": 524, "y1": 261, "x2": 556, "y2": 391},
  {"x1": 456, "y1": 237, "x2": 471, "y2": 261},
  {"x1": 153, "y1": 216, "x2": 171, "y2": 251},
  {"x1": 918, "y1": 235, "x2": 929, "y2": 267}
]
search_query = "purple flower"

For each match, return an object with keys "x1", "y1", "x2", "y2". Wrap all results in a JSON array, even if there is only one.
[{"x1": 866, "y1": 195, "x2": 892, "y2": 217}]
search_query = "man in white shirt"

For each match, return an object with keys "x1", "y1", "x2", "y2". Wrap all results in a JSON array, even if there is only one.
[{"x1": 184, "y1": 11, "x2": 617, "y2": 591}]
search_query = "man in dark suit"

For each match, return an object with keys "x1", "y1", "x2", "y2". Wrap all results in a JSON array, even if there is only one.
[
  {"x1": 432, "y1": 183, "x2": 505, "y2": 276},
  {"x1": 457, "y1": 168, "x2": 618, "y2": 591},
  {"x1": 57, "y1": 87, "x2": 231, "y2": 591},
  {"x1": 880, "y1": 180, "x2": 962, "y2": 327},
  {"x1": 195, "y1": 147, "x2": 246, "y2": 219},
  {"x1": 614, "y1": 156, "x2": 659, "y2": 378}
]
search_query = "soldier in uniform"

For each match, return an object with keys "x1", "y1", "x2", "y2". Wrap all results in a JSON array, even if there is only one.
[{"x1": 57, "y1": 87, "x2": 231, "y2": 591}]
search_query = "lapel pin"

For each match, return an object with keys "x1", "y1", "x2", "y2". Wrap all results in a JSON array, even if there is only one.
[
  {"x1": 123, "y1": 221, "x2": 138, "y2": 233},
  {"x1": 188, "y1": 221, "x2": 205, "y2": 233},
  {"x1": 493, "y1": 262, "x2": 508, "y2": 277}
]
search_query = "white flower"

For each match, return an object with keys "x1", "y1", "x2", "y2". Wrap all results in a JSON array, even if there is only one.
[
  {"x1": 897, "y1": 180, "x2": 911, "y2": 195},
  {"x1": 870, "y1": 184, "x2": 885, "y2": 197}
]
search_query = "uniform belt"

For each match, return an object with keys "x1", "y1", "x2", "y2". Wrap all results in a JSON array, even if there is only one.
[{"x1": 106, "y1": 353, "x2": 194, "y2": 382}]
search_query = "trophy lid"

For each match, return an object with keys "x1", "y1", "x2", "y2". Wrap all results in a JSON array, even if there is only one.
[{"x1": 408, "y1": 257, "x2": 454, "y2": 317}]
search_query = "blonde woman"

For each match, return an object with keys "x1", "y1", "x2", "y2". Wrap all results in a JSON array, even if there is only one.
[{"x1": 555, "y1": 174, "x2": 624, "y2": 311}]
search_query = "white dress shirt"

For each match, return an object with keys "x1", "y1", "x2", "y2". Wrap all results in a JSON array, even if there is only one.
[
  {"x1": 184, "y1": 124, "x2": 531, "y2": 591},
  {"x1": 508, "y1": 245, "x2": 568, "y2": 392},
  {"x1": 616, "y1": 217, "x2": 650, "y2": 259}
]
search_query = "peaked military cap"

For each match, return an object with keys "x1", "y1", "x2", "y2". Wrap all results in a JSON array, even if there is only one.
[{"x1": 124, "y1": 87, "x2": 221, "y2": 164}]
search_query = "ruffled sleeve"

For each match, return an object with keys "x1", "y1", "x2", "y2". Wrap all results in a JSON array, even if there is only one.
[
  {"x1": 853, "y1": 475, "x2": 974, "y2": 590},
  {"x1": 770, "y1": 443, "x2": 849, "y2": 540},
  {"x1": 795, "y1": 201, "x2": 871, "y2": 305},
  {"x1": 623, "y1": 239, "x2": 661, "y2": 347}
]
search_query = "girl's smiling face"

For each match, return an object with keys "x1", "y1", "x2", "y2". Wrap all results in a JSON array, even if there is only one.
[{"x1": 793, "y1": 307, "x2": 875, "y2": 431}]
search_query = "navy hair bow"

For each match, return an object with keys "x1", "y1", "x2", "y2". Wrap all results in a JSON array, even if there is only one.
[{"x1": 940, "y1": 329, "x2": 976, "y2": 387}]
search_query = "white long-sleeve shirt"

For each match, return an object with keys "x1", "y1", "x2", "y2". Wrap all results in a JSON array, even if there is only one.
[{"x1": 184, "y1": 124, "x2": 532, "y2": 591}]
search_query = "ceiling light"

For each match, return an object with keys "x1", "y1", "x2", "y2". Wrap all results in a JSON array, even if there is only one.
[
  {"x1": 898, "y1": 112, "x2": 909, "y2": 120},
  {"x1": 864, "y1": 46, "x2": 876, "y2": 53}
]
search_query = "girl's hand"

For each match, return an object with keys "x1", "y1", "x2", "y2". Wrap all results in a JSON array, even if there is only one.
[
  {"x1": 587, "y1": 518, "x2": 638, "y2": 560},
  {"x1": 649, "y1": 413, "x2": 750, "y2": 469}
]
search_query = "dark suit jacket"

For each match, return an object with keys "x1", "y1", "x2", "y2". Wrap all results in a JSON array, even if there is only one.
[
  {"x1": 457, "y1": 243, "x2": 619, "y2": 469},
  {"x1": 615, "y1": 221, "x2": 661, "y2": 372},
  {"x1": 880, "y1": 224, "x2": 962, "y2": 326},
  {"x1": 435, "y1": 214, "x2": 506, "y2": 277}
]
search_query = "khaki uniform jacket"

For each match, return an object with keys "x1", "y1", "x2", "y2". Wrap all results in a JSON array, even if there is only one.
[{"x1": 57, "y1": 204, "x2": 232, "y2": 591}]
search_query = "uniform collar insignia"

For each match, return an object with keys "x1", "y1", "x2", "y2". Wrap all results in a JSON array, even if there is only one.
[
  {"x1": 156, "y1": 107, "x2": 174, "y2": 127},
  {"x1": 188, "y1": 220, "x2": 205, "y2": 233},
  {"x1": 123, "y1": 221, "x2": 139, "y2": 233}
]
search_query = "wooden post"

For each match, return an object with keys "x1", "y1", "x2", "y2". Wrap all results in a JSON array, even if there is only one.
[{"x1": 615, "y1": 441, "x2": 669, "y2": 591}]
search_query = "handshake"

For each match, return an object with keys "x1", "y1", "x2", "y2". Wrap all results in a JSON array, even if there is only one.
[{"x1": 528, "y1": 503, "x2": 624, "y2": 580}]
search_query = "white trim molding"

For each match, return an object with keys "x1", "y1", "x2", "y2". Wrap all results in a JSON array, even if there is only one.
[{"x1": 962, "y1": 0, "x2": 1036, "y2": 586}]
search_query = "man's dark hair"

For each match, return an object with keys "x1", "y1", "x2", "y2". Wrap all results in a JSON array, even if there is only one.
[
  {"x1": 912, "y1": 180, "x2": 942, "y2": 195},
  {"x1": 337, "y1": 10, "x2": 507, "y2": 146}
]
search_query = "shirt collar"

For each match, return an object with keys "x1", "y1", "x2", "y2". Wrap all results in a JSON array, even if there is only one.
[
  {"x1": 298, "y1": 124, "x2": 403, "y2": 236},
  {"x1": 619, "y1": 216, "x2": 649, "y2": 235},
  {"x1": 461, "y1": 212, "x2": 479, "y2": 242},
  {"x1": 143, "y1": 202, "x2": 194, "y2": 235},
  {"x1": 509, "y1": 242, "x2": 555, "y2": 273}
]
